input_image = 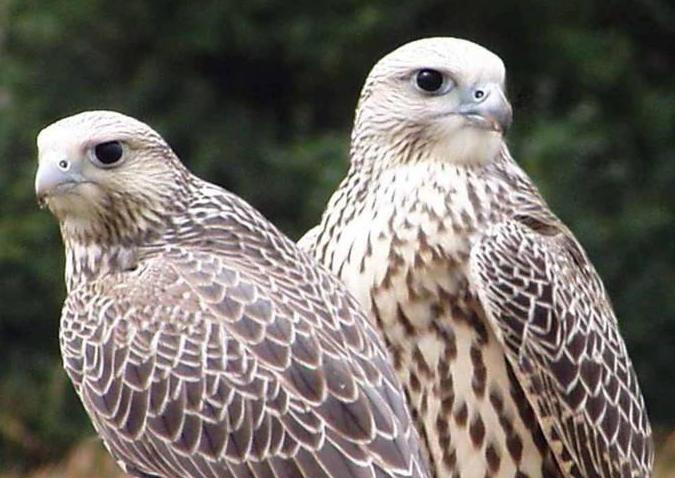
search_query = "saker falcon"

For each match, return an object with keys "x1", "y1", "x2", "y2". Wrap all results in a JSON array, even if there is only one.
[
  {"x1": 299, "y1": 38, "x2": 653, "y2": 478},
  {"x1": 35, "y1": 110, "x2": 430, "y2": 478}
]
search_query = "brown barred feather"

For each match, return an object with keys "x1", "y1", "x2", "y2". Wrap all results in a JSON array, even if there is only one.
[{"x1": 299, "y1": 38, "x2": 653, "y2": 478}]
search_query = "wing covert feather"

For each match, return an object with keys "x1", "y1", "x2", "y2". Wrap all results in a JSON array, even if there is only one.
[
  {"x1": 61, "y1": 244, "x2": 426, "y2": 478},
  {"x1": 469, "y1": 220, "x2": 653, "y2": 478}
]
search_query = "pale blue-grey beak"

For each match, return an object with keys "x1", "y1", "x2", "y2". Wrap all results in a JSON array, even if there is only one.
[
  {"x1": 35, "y1": 155, "x2": 83, "y2": 205},
  {"x1": 459, "y1": 84, "x2": 512, "y2": 134}
]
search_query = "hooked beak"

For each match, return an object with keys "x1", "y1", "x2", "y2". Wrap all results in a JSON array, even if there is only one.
[
  {"x1": 35, "y1": 155, "x2": 83, "y2": 207},
  {"x1": 459, "y1": 84, "x2": 512, "y2": 134}
]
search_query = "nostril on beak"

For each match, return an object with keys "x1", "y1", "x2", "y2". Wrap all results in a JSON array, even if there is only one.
[{"x1": 35, "y1": 155, "x2": 81, "y2": 201}]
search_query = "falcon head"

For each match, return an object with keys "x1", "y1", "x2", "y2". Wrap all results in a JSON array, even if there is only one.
[
  {"x1": 353, "y1": 37, "x2": 512, "y2": 165},
  {"x1": 35, "y1": 111, "x2": 188, "y2": 243}
]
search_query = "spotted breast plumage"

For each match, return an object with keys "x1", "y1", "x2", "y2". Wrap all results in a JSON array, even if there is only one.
[
  {"x1": 299, "y1": 38, "x2": 654, "y2": 478},
  {"x1": 35, "y1": 110, "x2": 430, "y2": 478}
]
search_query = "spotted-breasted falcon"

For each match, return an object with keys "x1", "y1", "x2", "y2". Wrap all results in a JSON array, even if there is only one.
[{"x1": 299, "y1": 38, "x2": 653, "y2": 478}]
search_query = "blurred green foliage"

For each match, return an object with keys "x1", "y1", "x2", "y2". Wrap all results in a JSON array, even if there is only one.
[{"x1": 0, "y1": 0, "x2": 673, "y2": 471}]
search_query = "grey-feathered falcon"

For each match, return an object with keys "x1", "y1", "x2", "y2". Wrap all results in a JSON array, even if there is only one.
[
  {"x1": 35, "y1": 111, "x2": 430, "y2": 478},
  {"x1": 299, "y1": 38, "x2": 654, "y2": 478}
]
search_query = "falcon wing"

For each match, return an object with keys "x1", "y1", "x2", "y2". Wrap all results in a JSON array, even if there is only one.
[
  {"x1": 468, "y1": 219, "x2": 653, "y2": 478},
  {"x1": 61, "y1": 245, "x2": 426, "y2": 478}
]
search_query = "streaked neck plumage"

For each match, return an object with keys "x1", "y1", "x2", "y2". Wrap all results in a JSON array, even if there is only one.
[{"x1": 61, "y1": 177, "x2": 191, "y2": 292}]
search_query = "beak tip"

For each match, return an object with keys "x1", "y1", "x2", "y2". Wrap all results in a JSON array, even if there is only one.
[
  {"x1": 36, "y1": 192, "x2": 48, "y2": 209},
  {"x1": 499, "y1": 111, "x2": 513, "y2": 135}
]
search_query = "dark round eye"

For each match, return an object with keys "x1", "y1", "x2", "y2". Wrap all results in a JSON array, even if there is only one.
[
  {"x1": 474, "y1": 89, "x2": 485, "y2": 100},
  {"x1": 93, "y1": 141, "x2": 124, "y2": 166},
  {"x1": 415, "y1": 69, "x2": 445, "y2": 93}
]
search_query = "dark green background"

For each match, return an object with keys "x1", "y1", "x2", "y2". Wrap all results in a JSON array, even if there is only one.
[{"x1": 1, "y1": 0, "x2": 673, "y2": 470}]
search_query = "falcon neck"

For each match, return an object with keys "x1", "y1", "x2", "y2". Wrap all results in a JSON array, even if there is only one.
[
  {"x1": 348, "y1": 133, "x2": 423, "y2": 176},
  {"x1": 63, "y1": 237, "x2": 140, "y2": 292},
  {"x1": 60, "y1": 195, "x2": 190, "y2": 292}
]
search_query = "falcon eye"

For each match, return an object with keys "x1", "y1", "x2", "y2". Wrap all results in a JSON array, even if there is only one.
[
  {"x1": 414, "y1": 69, "x2": 446, "y2": 93},
  {"x1": 93, "y1": 141, "x2": 124, "y2": 166}
]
